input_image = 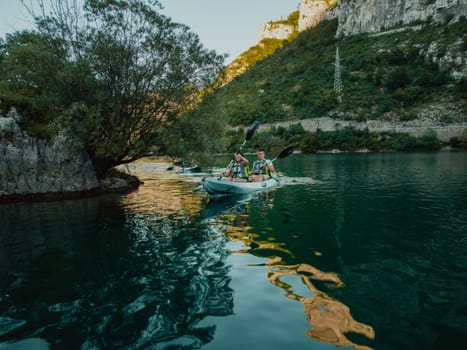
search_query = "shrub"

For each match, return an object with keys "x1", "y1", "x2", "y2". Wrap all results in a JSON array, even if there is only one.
[
  {"x1": 300, "y1": 134, "x2": 318, "y2": 153},
  {"x1": 386, "y1": 68, "x2": 411, "y2": 91}
]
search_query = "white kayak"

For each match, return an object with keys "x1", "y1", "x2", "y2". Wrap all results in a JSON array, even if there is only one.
[{"x1": 202, "y1": 176, "x2": 279, "y2": 195}]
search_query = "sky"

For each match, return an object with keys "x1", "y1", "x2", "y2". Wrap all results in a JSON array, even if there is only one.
[{"x1": 0, "y1": 0, "x2": 299, "y2": 64}]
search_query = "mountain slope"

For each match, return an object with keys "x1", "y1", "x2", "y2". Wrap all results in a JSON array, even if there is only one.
[{"x1": 196, "y1": 17, "x2": 466, "y2": 129}]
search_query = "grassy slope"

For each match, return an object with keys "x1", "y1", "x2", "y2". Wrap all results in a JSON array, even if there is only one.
[{"x1": 199, "y1": 18, "x2": 466, "y2": 128}]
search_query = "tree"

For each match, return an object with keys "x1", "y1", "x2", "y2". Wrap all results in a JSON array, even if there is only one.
[
  {"x1": 9, "y1": 0, "x2": 225, "y2": 175},
  {"x1": 164, "y1": 94, "x2": 230, "y2": 166},
  {"x1": 0, "y1": 30, "x2": 99, "y2": 138}
]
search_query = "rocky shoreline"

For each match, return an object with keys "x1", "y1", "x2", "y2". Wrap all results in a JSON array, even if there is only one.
[
  {"x1": 0, "y1": 110, "x2": 142, "y2": 203},
  {"x1": 2, "y1": 107, "x2": 465, "y2": 203},
  {"x1": 0, "y1": 171, "x2": 142, "y2": 203}
]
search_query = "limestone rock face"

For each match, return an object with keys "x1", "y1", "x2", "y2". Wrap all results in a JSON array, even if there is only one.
[
  {"x1": 298, "y1": 0, "x2": 334, "y2": 32},
  {"x1": 257, "y1": 0, "x2": 466, "y2": 42},
  {"x1": 335, "y1": 0, "x2": 467, "y2": 37},
  {"x1": 257, "y1": 0, "x2": 339, "y2": 41},
  {"x1": 258, "y1": 22, "x2": 295, "y2": 41},
  {"x1": 0, "y1": 109, "x2": 100, "y2": 198}
]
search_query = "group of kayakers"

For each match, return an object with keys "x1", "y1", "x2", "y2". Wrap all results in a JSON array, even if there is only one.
[{"x1": 220, "y1": 148, "x2": 276, "y2": 183}]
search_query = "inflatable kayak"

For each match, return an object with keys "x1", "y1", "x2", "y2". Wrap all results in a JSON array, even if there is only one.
[{"x1": 202, "y1": 176, "x2": 279, "y2": 195}]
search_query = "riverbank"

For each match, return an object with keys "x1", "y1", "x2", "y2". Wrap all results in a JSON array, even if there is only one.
[
  {"x1": 0, "y1": 170, "x2": 142, "y2": 203},
  {"x1": 0, "y1": 110, "x2": 142, "y2": 203}
]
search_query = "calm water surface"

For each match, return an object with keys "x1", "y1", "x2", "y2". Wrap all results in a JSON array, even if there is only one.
[{"x1": 0, "y1": 152, "x2": 466, "y2": 350}]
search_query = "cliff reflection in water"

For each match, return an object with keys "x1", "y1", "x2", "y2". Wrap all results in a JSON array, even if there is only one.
[
  {"x1": 207, "y1": 191, "x2": 375, "y2": 350},
  {"x1": 0, "y1": 162, "x2": 234, "y2": 349},
  {"x1": 267, "y1": 264, "x2": 375, "y2": 350},
  {"x1": 120, "y1": 158, "x2": 206, "y2": 221}
]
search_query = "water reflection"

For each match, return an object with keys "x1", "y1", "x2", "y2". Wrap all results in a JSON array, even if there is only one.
[
  {"x1": 3, "y1": 154, "x2": 463, "y2": 349},
  {"x1": 267, "y1": 264, "x2": 375, "y2": 350},
  {"x1": 0, "y1": 161, "x2": 234, "y2": 349},
  {"x1": 120, "y1": 158, "x2": 206, "y2": 221},
  {"x1": 279, "y1": 152, "x2": 467, "y2": 349},
  {"x1": 205, "y1": 192, "x2": 375, "y2": 350}
]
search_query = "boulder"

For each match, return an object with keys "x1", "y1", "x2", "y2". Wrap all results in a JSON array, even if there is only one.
[{"x1": 0, "y1": 111, "x2": 100, "y2": 199}]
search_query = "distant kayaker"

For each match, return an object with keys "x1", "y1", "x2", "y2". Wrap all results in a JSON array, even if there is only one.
[
  {"x1": 249, "y1": 148, "x2": 276, "y2": 182},
  {"x1": 221, "y1": 152, "x2": 249, "y2": 182}
]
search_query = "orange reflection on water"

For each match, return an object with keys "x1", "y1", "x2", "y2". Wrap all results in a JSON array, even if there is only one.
[
  {"x1": 267, "y1": 263, "x2": 375, "y2": 350},
  {"x1": 210, "y1": 200, "x2": 375, "y2": 350},
  {"x1": 118, "y1": 158, "x2": 206, "y2": 220},
  {"x1": 216, "y1": 214, "x2": 295, "y2": 258},
  {"x1": 119, "y1": 163, "x2": 376, "y2": 349}
]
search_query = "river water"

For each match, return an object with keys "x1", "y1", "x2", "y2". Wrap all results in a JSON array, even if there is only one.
[{"x1": 0, "y1": 151, "x2": 466, "y2": 350}]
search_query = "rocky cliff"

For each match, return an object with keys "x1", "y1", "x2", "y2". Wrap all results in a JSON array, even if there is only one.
[
  {"x1": 258, "y1": 0, "x2": 339, "y2": 41},
  {"x1": 0, "y1": 109, "x2": 100, "y2": 199},
  {"x1": 299, "y1": 0, "x2": 338, "y2": 31},
  {"x1": 332, "y1": 0, "x2": 466, "y2": 82},
  {"x1": 258, "y1": 22, "x2": 295, "y2": 41},
  {"x1": 254, "y1": 0, "x2": 466, "y2": 83},
  {"x1": 335, "y1": 0, "x2": 467, "y2": 37},
  {"x1": 258, "y1": 0, "x2": 466, "y2": 41}
]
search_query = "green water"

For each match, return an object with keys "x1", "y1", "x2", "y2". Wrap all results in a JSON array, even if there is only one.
[{"x1": 0, "y1": 152, "x2": 466, "y2": 350}]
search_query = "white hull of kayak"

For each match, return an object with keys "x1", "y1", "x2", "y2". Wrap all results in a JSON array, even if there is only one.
[{"x1": 202, "y1": 177, "x2": 279, "y2": 195}]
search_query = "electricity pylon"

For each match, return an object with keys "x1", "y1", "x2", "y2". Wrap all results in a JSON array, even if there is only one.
[{"x1": 333, "y1": 46, "x2": 343, "y2": 103}]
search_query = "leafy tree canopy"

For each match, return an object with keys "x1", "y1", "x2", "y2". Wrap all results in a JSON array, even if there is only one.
[{"x1": 0, "y1": 0, "x2": 226, "y2": 175}]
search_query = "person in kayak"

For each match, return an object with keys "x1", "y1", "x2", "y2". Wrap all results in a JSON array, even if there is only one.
[
  {"x1": 249, "y1": 148, "x2": 276, "y2": 182},
  {"x1": 221, "y1": 151, "x2": 250, "y2": 182}
]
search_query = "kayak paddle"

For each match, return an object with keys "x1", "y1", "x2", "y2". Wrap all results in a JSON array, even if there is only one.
[
  {"x1": 255, "y1": 146, "x2": 294, "y2": 179},
  {"x1": 240, "y1": 121, "x2": 260, "y2": 151},
  {"x1": 219, "y1": 121, "x2": 260, "y2": 179},
  {"x1": 271, "y1": 146, "x2": 294, "y2": 162}
]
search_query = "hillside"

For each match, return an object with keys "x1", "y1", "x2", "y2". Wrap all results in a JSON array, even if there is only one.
[{"x1": 199, "y1": 17, "x2": 465, "y2": 127}]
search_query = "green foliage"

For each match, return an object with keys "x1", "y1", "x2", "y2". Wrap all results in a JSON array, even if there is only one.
[
  {"x1": 193, "y1": 17, "x2": 465, "y2": 136},
  {"x1": 271, "y1": 10, "x2": 299, "y2": 27},
  {"x1": 450, "y1": 129, "x2": 467, "y2": 149},
  {"x1": 231, "y1": 123, "x2": 307, "y2": 154},
  {"x1": 163, "y1": 95, "x2": 229, "y2": 167},
  {"x1": 221, "y1": 38, "x2": 286, "y2": 85},
  {"x1": 0, "y1": 0, "x2": 225, "y2": 175},
  {"x1": 0, "y1": 31, "x2": 66, "y2": 137},
  {"x1": 385, "y1": 67, "x2": 411, "y2": 91},
  {"x1": 419, "y1": 129, "x2": 441, "y2": 150},
  {"x1": 287, "y1": 11, "x2": 299, "y2": 25},
  {"x1": 300, "y1": 133, "x2": 318, "y2": 153},
  {"x1": 299, "y1": 127, "x2": 442, "y2": 153}
]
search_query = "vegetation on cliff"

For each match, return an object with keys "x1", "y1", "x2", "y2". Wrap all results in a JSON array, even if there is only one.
[
  {"x1": 191, "y1": 16, "x2": 466, "y2": 153},
  {"x1": 218, "y1": 11, "x2": 300, "y2": 88},
  {"x1": 0, "y1": 0, "x2": 224, "y2": 175},
  {"x1": 197, "y1": 18, "x2": 465, "y2": 126}
]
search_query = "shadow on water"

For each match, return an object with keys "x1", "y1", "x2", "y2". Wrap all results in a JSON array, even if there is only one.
[{"x1": 0, "y1": 172, "x2": 233, "y2": 349}]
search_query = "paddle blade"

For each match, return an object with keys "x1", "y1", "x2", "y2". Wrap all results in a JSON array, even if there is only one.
[
  {"x1": 245, "y1": 121, "x2": 260, "y2": 141},
  {"x1": 277, "y1": 146, "x2": 294, "y2": 159}
]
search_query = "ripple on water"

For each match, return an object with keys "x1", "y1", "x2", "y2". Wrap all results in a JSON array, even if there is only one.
[{"x1": 1, "y1": 154, "x2": 465, "y2": 350}]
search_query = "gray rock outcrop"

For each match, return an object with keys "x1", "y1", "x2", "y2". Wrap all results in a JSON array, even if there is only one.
[
  {"x1": 0, "y1": 109, "x2": 100, "y2": 198},
  {"x1": 257, "y1": 1, "x2": 339, "y2": 42},
  {"x1": 335, "y1": 0, "x2": 467, "y2": 37},
  {"x1": 259, "y1": 22, "x2": 295, "y2": 41},
  {"x1": 299, "y1": 0, "x2": 337, "y2": 32}
]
